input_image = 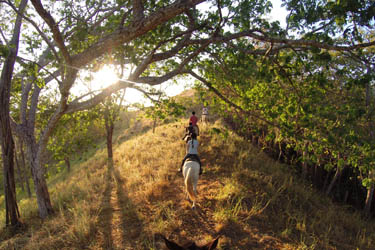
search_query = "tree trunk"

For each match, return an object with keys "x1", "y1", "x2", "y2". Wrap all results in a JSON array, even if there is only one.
[
  {"x1": 64, "y1": 156, "x2": 71, "y2": 172},
  {"x1": 25, "y1": 140, "x2": 54, "y2": 218},
  {"x1": 152, "y1": 118, "x2": 157, "y2": 134},
  {"x1": 0, "y1": 0, "x2": 28, "y2": 227},
  {"x1": 14, "y1": 152, "x2": 25, "y2": 191},
  {"x1": 301, "y1": 142, "x2": 308, "y2": 180},
  {"x1": 323, "y1": 170, "x2": 331, "y2": 191},
  {"x1": 364, "y1": 184, "x2": 374, "y2": 215},
  {"x1": 30, "y1": 159, "x2": 54, "y2": 218},
  {"x1": 0, "y1": 120, "x2": 21, "y2": 227},
  {"x1": 313, "y1": 161, "x2": 324, "y2": 187},
  {"x1": 106, "y1": 123, "x2": 114, "y2": 159},
  {"x1": 326, "y1": 166, "x2": 345, "y2": 196},
  {"x1": 364, "y1": 170, "x2": 375, "y2": 215},
  {"x1": 364, "y1": 67, "x2": 375, "y2": 215},
  {"x1": 19, "y1": 140, "x2": 32, "y2": 198}
]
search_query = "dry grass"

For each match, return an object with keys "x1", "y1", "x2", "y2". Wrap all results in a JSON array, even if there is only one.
[{"x1": 1, "y1": 118, "x2": 375, "y2": 249}]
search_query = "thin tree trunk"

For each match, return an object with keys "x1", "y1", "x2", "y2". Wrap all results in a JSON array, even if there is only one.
[
  {"x1": 152, "y1": 118, "x2": 157, "y2": 134},
  {"x1": 106, "y1": 123, "x2": 114, "y2": 159},
  {"x1": 64, "y1": 156, "x2": 71, "y2": 172},
  {"x1": 0, "y1": 125, "x2": 21, "y2": 226},
  {"x1": 364, "y1": 170, "x2": 375, "y2": 214},
  {"x1": 301, "y1": 142, "x2": 308, "y2": 180},
  {"x1": 364, "y1": 66, "x2": 374, "y2": 215},
  {"x1": 0, "y1": 0, "x2": 28, "y2": 227},
  {"x1": 277, "y1": 141, "x2": 282, "y2": 161},
  {"x1": 19, "y1": 140, "x2": 32, "y2": 198},
  {"x1": 314, "y1": 159, "x2": 324, "y2": 187},
  {"x1": 364, "y1": 184, "x2": 374, "y2": 215},
  {"x1": 326, "y1": 165, "x2": 345, "y2": 196},
  {"x1": 326, "y1": 167, "x2": 339, "y2": 196},
  {"x1": 14, "y1": 151, "x2": 25, "y2": 191},
  {"x1": 323, "y1": 169, "x2": 331, "y2": 191}
]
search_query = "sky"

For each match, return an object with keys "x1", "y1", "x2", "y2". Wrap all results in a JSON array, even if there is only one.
[{"x1": 269, "y1": 0, "x2": 288, "y2": 28}]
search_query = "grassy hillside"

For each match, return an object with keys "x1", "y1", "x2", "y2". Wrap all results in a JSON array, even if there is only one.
[{"x1": 1, "y1": 119, "x2": 375, "y2": 249}]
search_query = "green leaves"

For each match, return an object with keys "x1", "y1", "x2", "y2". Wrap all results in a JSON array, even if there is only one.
[
  {"x1": 143, "y1": 97, "x2": 186, "y2": 122},
  {"x1": 0, "y1": 44, "x2": 10, "y2": 58}
]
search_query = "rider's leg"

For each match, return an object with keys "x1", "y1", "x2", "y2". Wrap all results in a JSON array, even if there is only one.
[
  {"x1": 193, "y1": 155, "x2": 202, "y2": 175},
  {"x1": 180, "y1": 154, "x2": 190, "y2": 172}
]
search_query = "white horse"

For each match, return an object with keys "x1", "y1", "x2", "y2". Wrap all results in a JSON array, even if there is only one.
[{"x1": 182, "y1": 160, "x2": 200, "y2": 209}]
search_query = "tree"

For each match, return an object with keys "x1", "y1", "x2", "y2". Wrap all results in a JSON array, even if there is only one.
[
  {"x1": 187, "y1": 1, "x2": 375, "y2": 212},
  {"x1": 8, "y1": 0, "x2": 208, "y2": 218},
  {"x1": 99, "y1": 91, "x2": 126, "y2": 160},
  {"x1": 47, "y1": 110, "x2": 99, "y2": 173}
]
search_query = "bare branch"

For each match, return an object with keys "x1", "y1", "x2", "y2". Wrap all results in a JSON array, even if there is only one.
[
  {"x1": 135, "y1": 41, "x2": 210, "y2": 85},
  {"x1": 0, "y1": 26, "x2": 8, "y2": 45},
  {"x1": 66, "y1": 81, "x2": 132, "y2": 113},
  {"x1": 187, "y1": 29, "x2": 375, "y2": 52},
  {"x1": 30, "y1": 0, "x2": 71, "y2": 62},
  {"x1": 130, "y1": 27, "x2": 199, "y2": 79},
  {"x1": 16, "y1": 56, "x2": 62, "y2": 85}
]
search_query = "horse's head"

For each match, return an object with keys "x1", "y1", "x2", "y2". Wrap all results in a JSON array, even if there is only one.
[{"x1": 163, "y1": 235, "x2": 219, "y2": 250}]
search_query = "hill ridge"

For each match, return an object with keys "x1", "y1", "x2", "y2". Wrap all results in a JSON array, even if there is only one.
[{"x1": 1, "y1": 119, "x2": 374, "y2": 249}]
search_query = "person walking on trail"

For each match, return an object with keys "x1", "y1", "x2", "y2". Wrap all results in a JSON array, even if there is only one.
[
  {"x1": 201, "y1": 106, "x2": 208, "y2": 123},
  {"x1": 179, "y1": 132, "x2": 202, "y2": 175},
  {"x1": 189, "y1": 111, "x2": 199, "y2": 136}
]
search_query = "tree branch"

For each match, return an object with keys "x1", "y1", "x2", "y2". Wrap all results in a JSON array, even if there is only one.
[
  {"x1": 30, "y1": 0, "x2": 71, "y2": 62},
  {"x1": 187, "y1": 29, "x2": 375, "y2": 52},
  {"x1": 132, "y1": 0, "x2": 144, "y2": 22},
  {"x1": 70, "y1": 0, "x2": 205, "y2": 68},
  {"x1": 4, "y1": 0, "x2": 60, "y2": 61}
]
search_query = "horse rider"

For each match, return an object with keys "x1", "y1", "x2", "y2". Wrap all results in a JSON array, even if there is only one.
[
  {"x1": 179, "y1": 132, "x2": 202, "y2": 175},
  {"x1": 189, "y1": 111, "x2": 199, "y2": 136},
  {"x1": 182, "y1": 122, "x2": 194, "y2": 140}
]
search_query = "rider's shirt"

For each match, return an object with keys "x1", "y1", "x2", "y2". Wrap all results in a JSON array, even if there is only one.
[
  {"x1": 189, "y1": 115, "x2": 198, "y2": 126},
  {"x1": 187, "y1": 139, "x2": 198, "y2": 155},
  {"x1": 202, "y1": 107, "x2": 208, "y2": 115}
]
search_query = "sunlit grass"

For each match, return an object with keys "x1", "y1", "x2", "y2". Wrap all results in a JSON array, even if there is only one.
[{"x1": 1, "y1": 118, "x2": 375, "y2": 249}]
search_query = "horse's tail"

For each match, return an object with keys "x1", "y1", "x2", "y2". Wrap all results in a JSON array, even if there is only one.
[{"x1": 185, "y1": 164, "x2": 198, "y2": 202}]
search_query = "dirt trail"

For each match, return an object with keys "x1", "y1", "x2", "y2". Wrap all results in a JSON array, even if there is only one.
[{"x1": 92, "y1": 124, "x2": 274, "y2": 249}]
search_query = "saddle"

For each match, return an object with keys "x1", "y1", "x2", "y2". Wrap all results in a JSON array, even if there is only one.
[{"x1": 186, "y1": 154, "x2": 200, "y2": 163}]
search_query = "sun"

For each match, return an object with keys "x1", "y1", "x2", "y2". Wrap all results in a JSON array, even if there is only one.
[
  {"x1": 91, "y1": 65, "x2": 147, "y2": 105},
  {"x1": 92, "y1": 65, "x2": 119, "y2": 90}
]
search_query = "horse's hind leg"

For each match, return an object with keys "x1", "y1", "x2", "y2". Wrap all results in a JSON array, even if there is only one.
[{"x1": 191, "y1": 184, "x2": 198, "y2": 209}]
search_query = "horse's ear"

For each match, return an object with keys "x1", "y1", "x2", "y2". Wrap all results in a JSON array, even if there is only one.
[
  {"x1": 163, "y1": 236, "x2": 185, "y2": 250},
  {"x1": 204, "y1": 236, "x2": 219, "y2": 250}
]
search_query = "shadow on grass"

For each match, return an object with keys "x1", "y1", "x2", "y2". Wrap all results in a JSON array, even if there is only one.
[
  {"x1": 95, "y1": 159, "x2": 144, "y2": 249},
  {"x1": 96, "y1": 160, "x2": 115, "y2": 249}
]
